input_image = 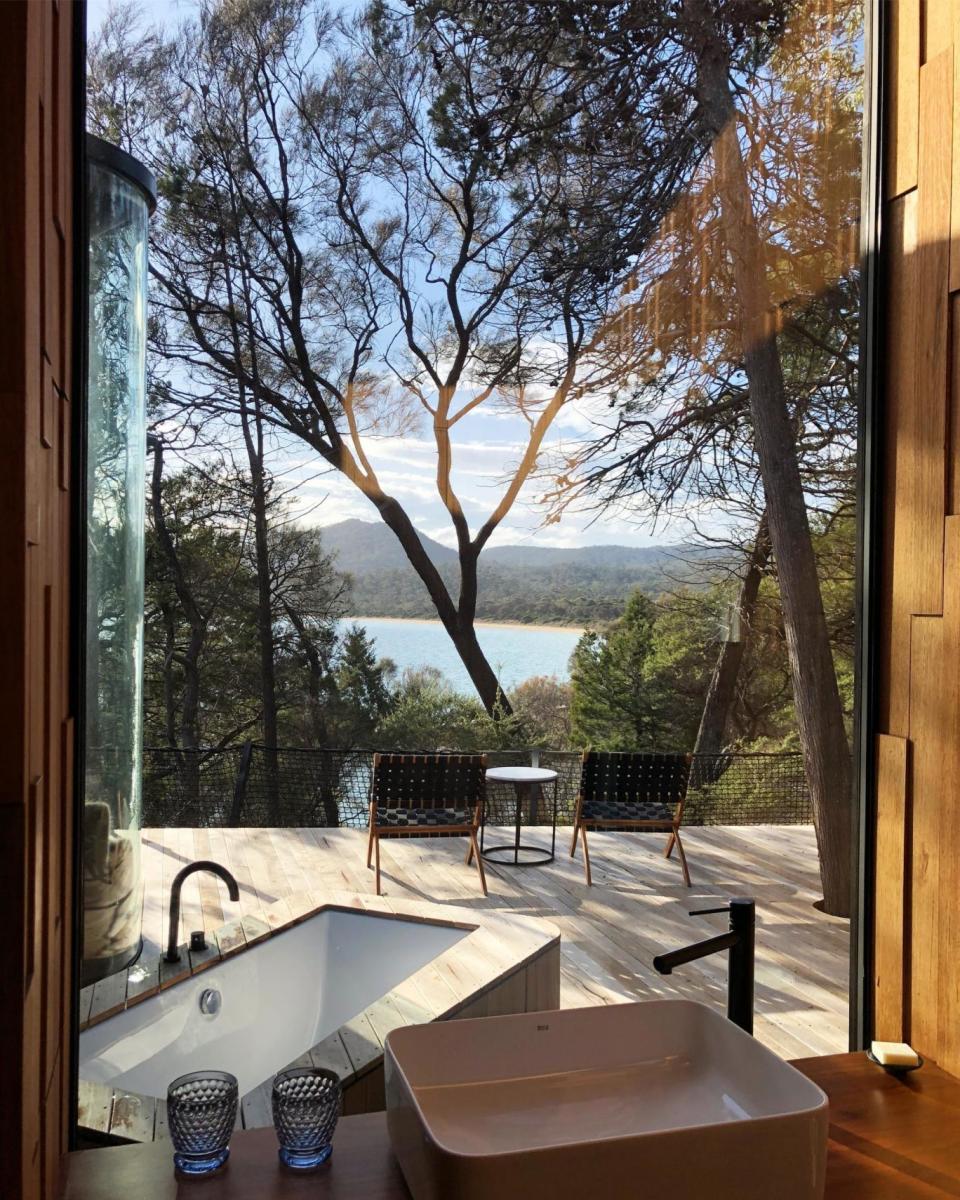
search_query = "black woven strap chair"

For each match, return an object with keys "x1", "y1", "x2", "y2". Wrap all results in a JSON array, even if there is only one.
[
  {"x1": 366, "y1": 752, "x2": 488, "y2": 896},
  {"x1": 571, "y1": 751, "x2": 694, "y2": 887}
]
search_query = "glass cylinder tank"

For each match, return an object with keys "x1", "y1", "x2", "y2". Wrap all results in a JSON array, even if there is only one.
[{"x1": 82, "y1": 136, "x2": 156, "y2": 987}]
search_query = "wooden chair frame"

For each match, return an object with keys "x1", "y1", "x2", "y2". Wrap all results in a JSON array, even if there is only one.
[
  {"x1": 570, "y1": 751, "x2": 693, "y2": 887},
  {"x1": 366, "y1": 752, "x2": 488, "y2": 896}
]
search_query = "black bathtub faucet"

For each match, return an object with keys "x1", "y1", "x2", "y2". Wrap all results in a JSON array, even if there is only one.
[
  {"x1": 165, "y1": 860, "x2": 240, "y2": 963},
  {"x1": 652, "y1": 897, "x2": 756, "y2": 1035}
]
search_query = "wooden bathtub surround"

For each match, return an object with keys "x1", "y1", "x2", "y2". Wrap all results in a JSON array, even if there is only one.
[
  {"x1": 62, "y1": 1054, "x2": 960, "y2": 1200},
  {"x1": 874, "y1": 2, "x2": 960, "y2": 1078},
  {"x1": 77, "y1": 891, "x2": 560, "y2": 1142}
]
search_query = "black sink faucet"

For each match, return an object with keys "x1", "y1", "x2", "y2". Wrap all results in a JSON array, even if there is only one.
[
  {"x1": 165, "y1": 860, "x2": 240, "y2": 963},
  {"x1": 652, "y1": 897, "x2": 756, "y2": 1035}
]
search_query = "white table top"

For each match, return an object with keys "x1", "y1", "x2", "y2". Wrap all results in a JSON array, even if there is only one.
[{"x1": 485, "y1": 766, "x2": 558, "y2": 784}]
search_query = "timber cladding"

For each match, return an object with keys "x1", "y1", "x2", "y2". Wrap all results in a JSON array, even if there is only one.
[
  {"x1": 0, "y1": 3, "x2": 78, "y2": 1199},
  {"x1": 875, "y1": 2, "x2": 960, "y2": 1075}
]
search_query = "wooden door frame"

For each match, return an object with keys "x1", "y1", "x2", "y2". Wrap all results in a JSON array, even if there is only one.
[
  {"x1": 850, "y1": 0, "x2": 885, "y2": 1053},
  {"x1": 0, "y1": 1, "x2": 86, "y2": 1194},
  {"x1": 67, "y1": 0, "x2": 89, "y2": 1153}
]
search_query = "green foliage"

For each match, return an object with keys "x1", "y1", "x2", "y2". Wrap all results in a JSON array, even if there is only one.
[
  {"x1": 144, "y1": 467, "x2": 262, "y2": 748},
  {"x1": 569, "y1": 590, "x2": 695, "y2": 751},
  {"x1": 143, "y1": 462, "x2": 391, "y2": 752},
  {"x1": 643, "y1": 591, "x2": 718, "y2": 740},
  {"x1": 565, "y1": 577, "x2": 840, "y2": 755},
  {"x1": 511, "y1": 676, "x2": 573, "y2": 748},
  {"x1": 329, "y1": 626, "x2": 395, "y2": 744},
  {"x1": 684, "y1": 754, "x2": 810, "y2": 824},
  {"x1": 375, "y1": 667, "x2": 527, "y2": 751},
  {"x1": 344, "y1": 561, "x2": 704, "y2": 626}
]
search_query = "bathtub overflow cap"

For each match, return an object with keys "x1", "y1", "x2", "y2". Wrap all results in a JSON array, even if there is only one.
[{"x1": 199, "y1": 988, "x2": 222, "y2": 1016}]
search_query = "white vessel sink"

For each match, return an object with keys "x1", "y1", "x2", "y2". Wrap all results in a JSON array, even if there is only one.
[{"x1": 385, "y1": 999, "x2": 827, "y2": 1200}]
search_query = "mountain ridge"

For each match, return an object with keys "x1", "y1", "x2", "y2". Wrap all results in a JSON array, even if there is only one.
[
  {"x1": 318, "y1": 520, "x2": 719, "y2": 626},
  {"x1": 319, "y1": 517, "x2": 695, "y2": 574}
]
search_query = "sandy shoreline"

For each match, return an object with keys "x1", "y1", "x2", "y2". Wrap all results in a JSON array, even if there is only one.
[{"x1": 344, "y1": 615, "x2": 585, "y2": 635}]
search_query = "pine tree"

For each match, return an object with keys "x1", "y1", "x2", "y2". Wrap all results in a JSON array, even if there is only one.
[
  {"x1": 333, "y1": 626, "x2": 394, "y2": 745},
  {"x1": 570, "y1": 592, "x2": 666, "y2": 750}
]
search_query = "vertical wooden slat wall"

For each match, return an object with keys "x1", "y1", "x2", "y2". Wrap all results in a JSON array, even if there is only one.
[
  {"x1": 875, "y1": 0, "x2": 960, "y2": 1074},
  {"x1": 0, "y1": 3, "x2": 77, "y2": 1199}
]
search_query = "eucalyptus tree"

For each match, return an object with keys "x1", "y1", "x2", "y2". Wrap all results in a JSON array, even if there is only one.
[
  {"x1": 145, "y1": 448, "x2": 349, "y2": 758},
  {"x1": 87, "y1": 0, "x2": 715, "y2": 716},
  {"x1": 413, "y1": 0, "x2": 860, "y2": 911},
  {"x1": 90, "y1": 0, "x2": 860, "y2": 908},
  {"x1": 145, "y1": 445, "x2": 260, "y2": 759}
]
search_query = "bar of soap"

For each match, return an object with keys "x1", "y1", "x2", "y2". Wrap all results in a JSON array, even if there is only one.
[{"x1": 871, "y1": 1040, "x2": 920, "y2": 1068}]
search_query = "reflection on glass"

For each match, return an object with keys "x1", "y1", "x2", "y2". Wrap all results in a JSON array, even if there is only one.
[{"x1": 82, "y1": 136, "x2": 154, "y2": 986}]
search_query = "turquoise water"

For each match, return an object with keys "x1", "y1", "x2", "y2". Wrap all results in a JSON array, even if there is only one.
[{"x1": 341, "y1": 617, "x2": 582, "y2": 694}]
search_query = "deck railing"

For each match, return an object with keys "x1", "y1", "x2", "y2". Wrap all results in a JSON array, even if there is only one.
[{"x1": 134, "y1": 744, "x2": 812, "y2": 830}]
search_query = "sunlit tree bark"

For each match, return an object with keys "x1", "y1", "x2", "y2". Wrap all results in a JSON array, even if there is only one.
[
  {"x1": 681, "y1": 0, "x2": 852, "y2": 914},
  {"x1": 694, "y1": 513, "x2": 770, "y2": 760}
]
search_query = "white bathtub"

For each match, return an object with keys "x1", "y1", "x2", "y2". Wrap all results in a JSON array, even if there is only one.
[{"x1": 79, "y1": 908, "x2": 467, "y2": 1098}]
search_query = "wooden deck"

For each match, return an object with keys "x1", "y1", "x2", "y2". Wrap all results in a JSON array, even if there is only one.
[{"x1": 140, "y1": 823, "x2": 849, "y2": 1060}]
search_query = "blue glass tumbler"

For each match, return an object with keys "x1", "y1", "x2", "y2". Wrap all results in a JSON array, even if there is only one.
[
  {"x1": 272, "y1": 1066, "x2": 342, "y2": 1170},
  {"x1": 167, "y1": 1070, "x2": 238, "y2": 1176}
]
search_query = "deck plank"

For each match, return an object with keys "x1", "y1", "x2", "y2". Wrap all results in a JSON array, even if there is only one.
[{"x1": 139, "y1": 823, "x2": 848, "y2": 1058}]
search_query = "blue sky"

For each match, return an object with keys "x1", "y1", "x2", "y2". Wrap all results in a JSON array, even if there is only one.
[{"x1": 255, "y1": 393, "x2": 694, "y2": 551}]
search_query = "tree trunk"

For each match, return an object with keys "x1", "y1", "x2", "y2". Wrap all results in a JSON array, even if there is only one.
[
  {"x1": 149, "y1": 437, "x2": 205, "y2": 811},
  {"x1": 239, "y1": 396, "x2": 281, "y2": 824},
  {"x1": 684, "y1": 0, "x2": 852, "y2": 916},
  {"x1": 446, "y1": 618, "x2": 506, "y2": 716},
  {"x1": 159, "y1": 602, "x2": 178, "y2": 748},
  {"x1": 368, "y1": 489, "x2": 510, "y2": 716},
  {"x1": 694, "y1": 513, "x2": 771, "y2": 769},
  {"x1": 225, "y1": 238, "x2": 282, "y2": 822},
  {"x1": 284, "y1": 603, "x2": 332, "y2": 745}
]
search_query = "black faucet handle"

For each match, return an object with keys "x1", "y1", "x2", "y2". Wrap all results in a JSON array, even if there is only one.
[{"x1": 689, "y1": 905, "x2": 730, "y2": 916}]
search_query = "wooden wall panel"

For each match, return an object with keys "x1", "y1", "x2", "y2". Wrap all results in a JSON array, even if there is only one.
[
  {"x1": 934, "y1": 519, "x2": 960, "y2": 1074},
  {"x1": 873, "y1": 735, "x2": 908, "y2": 1041},
  {"x1": 951, "y1": 9, "x2": 960, "y2": 288},
  {"x1": 880, "y1": 190, "x2": 919, "y2": 735},
  {"x1": 886, "y1": 0, "x2": 920, "y2": 199},
  {"x1": 909, "y1": 51, "x2": 951, "y2": 614},
  {"x1": 923, "y1": 0, "x2": 954, "y2": 61},
  {"x1": 0, "y1": 4, "x2": 78, "y2": 1199},
  {"x1": 905, "y1": 615, "x2": 945, "y2": 1055},
  {"x1": 949, "y1": 294, "x2": 960, "y2": 508},
  {"x1": 877, "y1": 5, "x2": 960, "y2": 1079}
]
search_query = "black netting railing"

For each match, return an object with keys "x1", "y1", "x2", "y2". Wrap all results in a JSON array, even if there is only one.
[
  {"x1": 686, "y1": 753, "x2": 811, "y2": 824},
  {"x1": 142, "y1": 745, "x2": 812, "y2": 830},
  {"x1": 140, "y1": 746, "x2": 245, "y2": 827}
]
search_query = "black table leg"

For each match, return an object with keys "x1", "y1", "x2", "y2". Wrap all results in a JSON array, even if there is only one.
[{"x1": 481, "y1": 779, "x2": 558, "y2": 866}]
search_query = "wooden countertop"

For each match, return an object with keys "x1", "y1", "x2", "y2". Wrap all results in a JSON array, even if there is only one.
[
  {"x1": 795, "y1": 1053, "x2": 960, "y2": 1197},
  {"x1": 63, "y1": 1116, "x2": 406, "y2": 1200},
  {"x1": 62, "y1": 1052, "x2": 960, "y2": 1199}
]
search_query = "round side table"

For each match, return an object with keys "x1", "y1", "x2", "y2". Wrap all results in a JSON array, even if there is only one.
[{"x1": 481, "y1": 766, "x2": 559, "y2": 866}]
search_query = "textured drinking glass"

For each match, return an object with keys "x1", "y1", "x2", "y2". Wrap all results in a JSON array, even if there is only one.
[
  {"x1": 272, "y1": 1067, "x2": 342, "y2": 1170},
  {"x1": 167, "y1": 1070, "x2": 238, "y2": 1176}
]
